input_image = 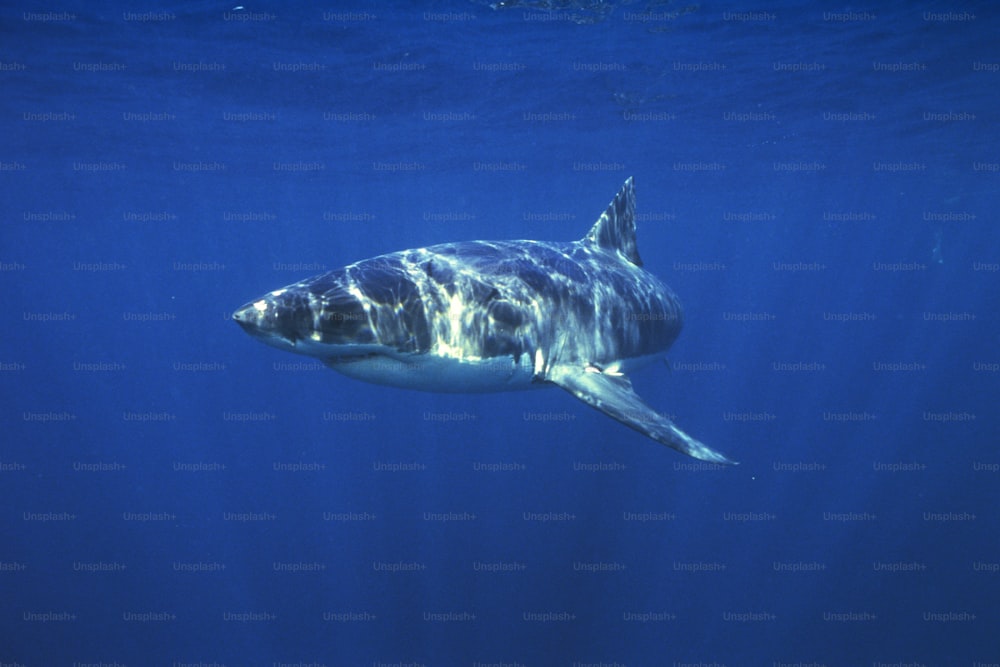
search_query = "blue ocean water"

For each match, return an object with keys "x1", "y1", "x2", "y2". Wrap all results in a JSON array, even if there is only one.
[{"x1": 2, "y1": 0, "x2": 998, "y2": 664}]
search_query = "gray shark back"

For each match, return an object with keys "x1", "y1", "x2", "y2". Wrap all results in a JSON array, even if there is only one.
[{"x1": 324, "y1": 237, "x2": 682, "y2": 370}]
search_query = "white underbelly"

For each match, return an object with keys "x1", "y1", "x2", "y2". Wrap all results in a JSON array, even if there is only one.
[{"x1": 327, "y1": 352, "x2": 540, "y2": 393}]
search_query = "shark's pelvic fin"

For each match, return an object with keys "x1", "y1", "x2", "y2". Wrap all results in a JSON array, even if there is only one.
[{"x1": 547, "y1": 363, "x2": 737, "y2": 465}]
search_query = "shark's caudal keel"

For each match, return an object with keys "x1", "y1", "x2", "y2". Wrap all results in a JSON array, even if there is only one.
[{"x1": 233, "y1": 178, "x2": 736, "y2": 464}]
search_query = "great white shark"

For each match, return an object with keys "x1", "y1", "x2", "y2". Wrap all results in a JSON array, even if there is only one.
[{"x1": 233, "y1": 178, "x2": 735, "y2": 464}]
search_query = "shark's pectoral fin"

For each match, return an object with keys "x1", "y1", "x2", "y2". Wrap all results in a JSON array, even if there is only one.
[{"x1": 546, "y1": 364, "x2": 737, "y2": 465}]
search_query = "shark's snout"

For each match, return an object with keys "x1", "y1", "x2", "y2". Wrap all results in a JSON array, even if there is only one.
[
  {"x1": 232, "y1": 293, "x2": 308, "y2": 351},
  {"x1": 232, "y1": 303, "x2": 252, "y2": 325},
  {"x1": 232, "y1": 299, "x2": 268, "y2": 335},
  {"x1": 233, "y1": 281, "x2": 378, "y2": 355}
]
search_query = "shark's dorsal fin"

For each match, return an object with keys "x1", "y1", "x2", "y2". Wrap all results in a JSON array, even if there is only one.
[{"x1": 583, "y1": 176, "x2": 642, "y2": 266}]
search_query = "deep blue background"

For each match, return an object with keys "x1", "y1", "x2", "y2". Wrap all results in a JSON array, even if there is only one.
[{"x1": 2, "y1": 1, "x2": 998, "y2": 665}]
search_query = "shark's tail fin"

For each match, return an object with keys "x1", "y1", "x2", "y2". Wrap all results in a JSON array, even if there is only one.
[{"x1": 582, "y1": 177, "x2": 642, "y2": 266}]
